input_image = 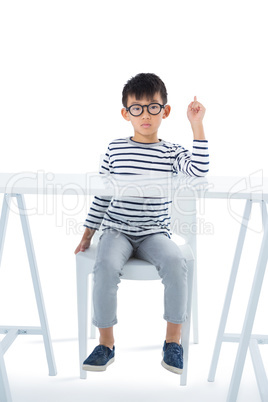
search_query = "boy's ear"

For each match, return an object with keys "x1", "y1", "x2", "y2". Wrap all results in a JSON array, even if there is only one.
[
  {"x1": 121, "y1": 108, "x2": 130, "y2": 121},
  {"x1": 162, "y1": 105, "x2": 171, "y2": 119}
]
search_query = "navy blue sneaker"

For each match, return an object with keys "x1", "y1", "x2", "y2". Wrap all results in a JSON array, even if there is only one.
[
  {"x1": 82, "y1": 345, "x2": 115, "y2": 372},
  {"x1": 161, "y1": 341, "x2": 183, "y2": 374}
]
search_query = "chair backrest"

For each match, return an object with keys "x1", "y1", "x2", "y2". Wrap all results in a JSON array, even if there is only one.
[{"x1": 170, "y1": 193, "x2": 196, "y2": 252}]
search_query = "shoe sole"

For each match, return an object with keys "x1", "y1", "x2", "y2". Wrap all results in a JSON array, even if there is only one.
[
  {"x1": 161, "y1": 351, "x2": 183, "y2": 375},
  {"x1": 82, "y1": 357, "x2": 115, "y2": 372}
]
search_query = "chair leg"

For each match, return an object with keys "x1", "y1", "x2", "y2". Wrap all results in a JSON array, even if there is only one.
[
  {"x1": 181, "y1": 317, "x2": 191, "y2": 386},
  {"x1": 180, "y1": 260, "x2": 194, "y2": 386},
  {"x1": 76, "y1": 265, "x2": 89, "y2": 379},
  {"x1": 192, "y1": 260, "x2": 199, "y2": 344},
  {"x1": 90, "y1": 275, "x2": 96, "y2": 339}
]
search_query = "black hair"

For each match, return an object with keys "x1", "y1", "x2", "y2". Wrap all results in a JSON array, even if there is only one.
[{"x1": 122, "y1": 73, "x2": 168, "y2": 107}]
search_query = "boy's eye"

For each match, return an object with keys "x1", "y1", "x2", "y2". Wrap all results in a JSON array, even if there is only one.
[
  {"x1": 148, "y1": 104, "x2": 161, "y2": 113},
  {"x1": 129, "y1": 105, "x2": 143, "y2": 115}
]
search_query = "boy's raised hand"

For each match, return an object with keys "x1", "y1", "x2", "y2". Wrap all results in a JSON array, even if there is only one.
[{"x1": 187, "y1": 96, "x2": 206, "y2": 124}]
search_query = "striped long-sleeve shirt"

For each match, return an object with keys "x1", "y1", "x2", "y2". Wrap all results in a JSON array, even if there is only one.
[{"x1": 84, "y1": 136, "x2": 209, "y2": 237}]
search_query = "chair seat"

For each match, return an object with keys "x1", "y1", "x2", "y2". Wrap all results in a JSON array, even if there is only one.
[{"x1": 76, "y1": 243, "x2": 194, "y2": 281}]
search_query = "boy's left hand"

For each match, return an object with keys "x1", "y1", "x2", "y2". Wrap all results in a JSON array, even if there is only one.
[{"x1": 187, "y1": 96, "x2": 206, "y2": 124}]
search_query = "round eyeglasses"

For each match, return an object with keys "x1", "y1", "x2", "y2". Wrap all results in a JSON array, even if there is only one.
[{"x1": 126, "y1": 103, "x2": 165, "y2": 116}]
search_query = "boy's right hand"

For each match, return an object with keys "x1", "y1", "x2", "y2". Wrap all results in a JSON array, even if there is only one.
[
  {"x1": 74, "y1": 227, "x2": 96, "y2": 255},
  {"x1": 74, "y1": 238, "x2": 91, "y2": 254}
]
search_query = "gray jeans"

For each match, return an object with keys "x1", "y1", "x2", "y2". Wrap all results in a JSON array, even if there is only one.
[{"x1": 92, "y1": 229, "x2": 188, "y2": 328}]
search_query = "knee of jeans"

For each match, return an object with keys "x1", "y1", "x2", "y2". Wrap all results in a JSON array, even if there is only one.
[
  {"x1": 93, "y1": 257, "x2": 122, "y2": 281},
  {"x1": 159, "y1": 254, "x2": 188, "y2": 279}
]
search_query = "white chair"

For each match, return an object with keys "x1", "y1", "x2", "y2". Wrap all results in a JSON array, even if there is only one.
[{"x1": 76, "y1": 193, "x2": 198, "y2": 386}]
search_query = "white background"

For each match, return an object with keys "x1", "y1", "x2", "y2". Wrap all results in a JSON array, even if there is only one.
[{"x1": 0, "y1": 1, "x2": 268, "y2": 401}]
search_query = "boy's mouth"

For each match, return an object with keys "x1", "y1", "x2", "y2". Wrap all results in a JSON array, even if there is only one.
[{"x1": 141, "y1": 124, "x2": 151, "y2": 128}]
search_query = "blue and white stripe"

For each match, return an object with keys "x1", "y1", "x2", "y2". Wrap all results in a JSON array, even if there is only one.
[{"x1": 84, "y1": 137, "x2": 209, "y2": 236}]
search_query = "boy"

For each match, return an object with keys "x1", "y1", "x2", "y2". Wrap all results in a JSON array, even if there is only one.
[{"x1": 74, "y1": 73, "x2": 209, "y2": 374}]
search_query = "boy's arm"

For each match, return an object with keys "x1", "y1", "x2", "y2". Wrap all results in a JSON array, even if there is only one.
[
  {"x1": 187, "y1": 96, "x2": 206, "y2": 140},
  {"x1": 190, "y1": 122, "x2": 205, "y2": 140},
  {"x1": 83, "y1": 195, "x2": 111, "y2": 230},
  {"x1": 174, "y1": 97, "x2": 209, "y2": 177},
  {"x1": 74, "y1": 227, "x2": 95, "y2": 254},
  {"x1": 75, "y1": 194, "x2": 111, "y2": 254},
  {"x1": 74, "y1": 148, "x2": 112, "y2": 254}
]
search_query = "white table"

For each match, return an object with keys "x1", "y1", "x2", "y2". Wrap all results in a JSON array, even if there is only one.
[{"x1": 0, "y1": 171, "x2": 268, "y2": 401}]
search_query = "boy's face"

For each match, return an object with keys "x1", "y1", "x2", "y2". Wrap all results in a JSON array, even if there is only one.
[{"x1": 121, "y1": 92, "x2": 171, "y2": 143}]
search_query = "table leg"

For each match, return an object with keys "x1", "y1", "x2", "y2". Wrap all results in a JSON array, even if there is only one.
[
  {"x1": 0, "y1": 343, "x2": 12, "y2": 402},
  {"x1": 249, "y1": 339, "x2": 268, "y2": 401},
  {"x1": 16, "y1": 194, "x2": 57, "y2": 376},
  {"x1": 227, "y1": 209, "x2": 268, "y2": 401},
  {"x1": 208, "y1": 199, "x2": 252, "y2": 382},
  {"x1": 0, "y1": 193, "x2": 57, "y2": 379},
  {"x1": 0, "y1": 195, "x2": 13, "y2": 402}
]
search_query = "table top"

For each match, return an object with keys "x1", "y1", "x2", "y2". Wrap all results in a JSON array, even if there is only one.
[{"x1": 0, "y1": 172, "x2": 267, "y2": 200}]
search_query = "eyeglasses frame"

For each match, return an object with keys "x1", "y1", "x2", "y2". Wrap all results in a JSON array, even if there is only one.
[{"x1": 125, "y1": 102, "x2": 166, "y2": 117}]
